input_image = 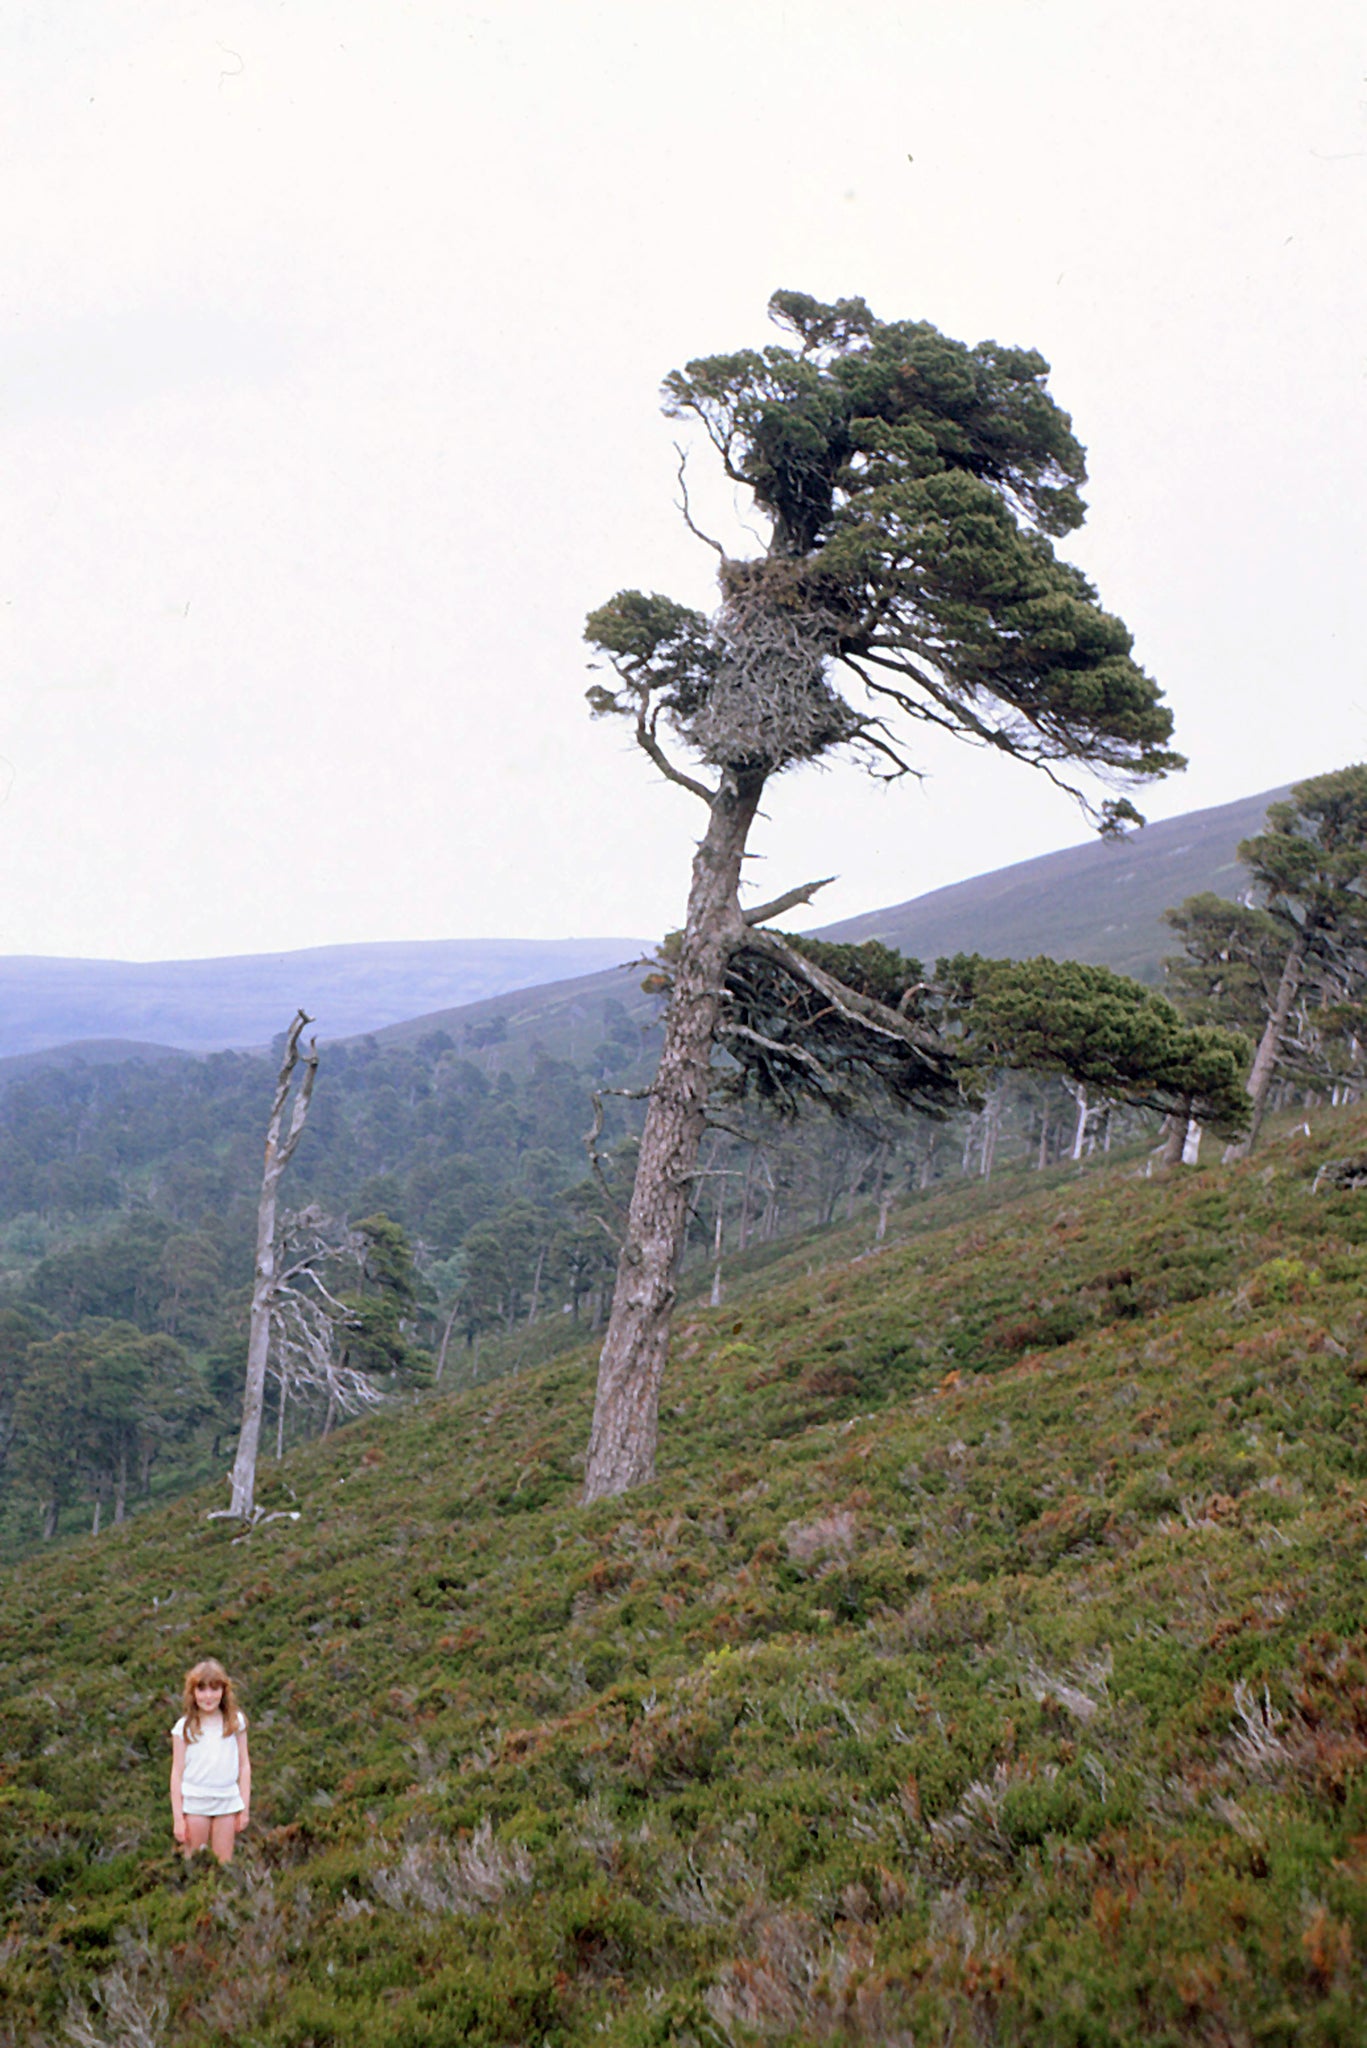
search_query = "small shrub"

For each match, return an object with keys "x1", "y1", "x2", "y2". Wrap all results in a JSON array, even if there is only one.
[{"x1": 370, "y1": 1817, "x2": 531, "y2": 1917}]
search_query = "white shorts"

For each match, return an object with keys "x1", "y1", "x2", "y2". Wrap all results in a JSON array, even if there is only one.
[{"x1": 182, "y1": 1789, "x2": 244, "y2": 1817}]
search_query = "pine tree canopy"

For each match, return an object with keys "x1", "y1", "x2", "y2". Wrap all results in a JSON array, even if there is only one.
[
  {"x1": 588, "y1": 290, "x2": 1182, "y2": 817},
  {"x1": 1164, "y1": 892, "x2": 1286, "y2": 1037},
  {"x1": 939, "y1": 953, "x2": 1252, "y2": 1135},
  {"x1": 1239, "y1": 765, "x2": 1367, "y2": 946}
]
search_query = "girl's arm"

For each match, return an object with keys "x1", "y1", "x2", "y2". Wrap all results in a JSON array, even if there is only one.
[
  {"x1": 235, "y1": 1728, "x2": 252, "y2": 1833},
  {"x1": 170, "y1": 1732, "x2": 187, "y2": 1843}
]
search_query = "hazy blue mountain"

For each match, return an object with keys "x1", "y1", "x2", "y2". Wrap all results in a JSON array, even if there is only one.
[
  {"x1": 0, "y1": 784, "x2": 1288, "y2": 1069},
  {"x1": 0, "y1": 937, "x2": 647, "y2": 1060}
]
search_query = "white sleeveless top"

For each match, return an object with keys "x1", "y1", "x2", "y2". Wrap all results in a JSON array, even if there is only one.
[{"x1": 172, "y1": 1709, "x2": 246, "y2": 1798}]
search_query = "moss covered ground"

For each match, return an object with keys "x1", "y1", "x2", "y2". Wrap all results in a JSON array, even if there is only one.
[{"x1": 4, "y1": 1111, "x2": 1367, "y2": 2045}]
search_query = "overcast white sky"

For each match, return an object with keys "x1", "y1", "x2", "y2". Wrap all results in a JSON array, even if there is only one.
[{"x1": 2, "y1": 0, "x2": 1363, "y2": 961}]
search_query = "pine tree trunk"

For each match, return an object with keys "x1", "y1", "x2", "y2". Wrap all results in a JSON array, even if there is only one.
[
  {"x1": 980, "y1": 1087, "x2": 1001, "y2": 1179},
  {"x1": 227, "y1": 1014, "x2": 317, "y2": 1519},
  {"x1": 1161, "y1": 1103, "x2": 1189, "y2": 1168},
  {"x1": 526, "y1": 1243, "x2": 547, "y2": 1326},
  {"x1": 709, "y1": 1179, "x2": 725, "y2": 1307},
  {"x1": 738, "y1": 1147, "x2": 756, "y2": 1253},
  {"x1": 1069, "y1": 1082, "x2": 1089, "y2": 1161},
  {"x1": 114, "y1": 1447, "x2": 127, "y2": 1525},
  {"x1": 229, "y1": 1172, "x2": 282, "y2": 1512},
  {"x1": 1240, "y1": 928, "x2": 1310, "y2": 1153},
  {"x1": 583, "y1": 773, "x2": 763, "y2": 1502},
  {"x1": 436, "y1": 1302, "x2": 460, "y2": 1382}
]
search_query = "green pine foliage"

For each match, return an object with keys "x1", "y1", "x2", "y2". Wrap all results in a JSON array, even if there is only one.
[
  {"x1": 3, "y1": 1107, "x2": 1367, "y2": 2043},
  {"x1": 653, "y1": 290, "x2": 1182, "y2": 798},
  {"x1": 1164, "y1": 893, "x2": 1286, "y2": 1038},
  {"x1": 942, "y1": 953, "x2": 1253, "y2": 1135}
]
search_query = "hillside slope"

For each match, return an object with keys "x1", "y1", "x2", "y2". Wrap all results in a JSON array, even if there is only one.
[
  {"x1": 2, "y1": 1109, "x2": 1366, "y2": 2044},
  {"x1": 817, "y1": 784, "x2": 1284, "y2": 981}
]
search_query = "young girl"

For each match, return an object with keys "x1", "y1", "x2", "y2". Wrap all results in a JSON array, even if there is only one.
[{"x1": 169, "y1": 1659, "x2": 251, "y2": 1863}]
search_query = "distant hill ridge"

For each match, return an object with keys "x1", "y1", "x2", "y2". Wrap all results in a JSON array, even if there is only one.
[
  {"x1": 815, "y1": 783, "x2": 1285, "y2": 979},
  {"x1": 0, "y1": 937, "x2": 648, "y2": 1061},
  {"x1": 0, "y1": 784, "x2": 1288, "y2": 1068},
  {"x1": 360, "y1": 783, "x2": 1289, "y2": 1070}
]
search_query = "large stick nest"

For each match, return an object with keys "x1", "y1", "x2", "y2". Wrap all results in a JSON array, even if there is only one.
[{"x1": 675, "y1": 563, "x2": 865, "y2": 775}]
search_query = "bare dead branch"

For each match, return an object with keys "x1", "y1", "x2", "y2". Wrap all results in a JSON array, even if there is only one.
[
  {"x1": 739, "y1": 925, "x2": 945, "y2": 1062},
  {"x1": 277, "y1": 1043, "x2": 319, "y2": 1170},
  {"x1": 634, "y1": 694, "x2": 716, "y2": 802},
  {"x1": 674, "y1": 444, "x2": 725, "y2": 558},
  {"x1": 742, "y1": 876, "x2": 837, "y2": 926},
  {"x1": 716, "y1": 1018, "x2": 841, "y2": 1086},
  {"x1": 584, "y1": 1089, "x2": 640, "y2": 1223}
]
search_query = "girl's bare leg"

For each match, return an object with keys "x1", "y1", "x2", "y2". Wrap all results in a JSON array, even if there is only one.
[
  {"x1": 208, "y1": 1814, "x2": 238, "y2": 1863},
  {"x1": 182, "y1": 1815, "x2": 211, "y2": 1857}
]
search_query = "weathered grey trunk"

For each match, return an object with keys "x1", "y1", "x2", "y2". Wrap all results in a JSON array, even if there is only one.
[
  {"x1": 1036, "y1": 1102, "x2": 1050, "y2": 1171},
  {"x1": 1161, "y1": 1102, "x2": 1190, "y2": 1168},
  {"x1": 979, "y1": 1085, "x2": 1002, "y2": 1179},
  {"x1": 1240, "y1": 928, "x2": 1310, "y2": 1153},
  {"x1": 226, "y1": 1013, "x2": 318, "y2": 1519},
  {"x1": 737, "y1": 1146, "x2": 756, "y2": 1252},
  {"x1": 709, "y1": 1180, "x2": 725, "y2": 1307},
  {"x1": 113, "y1": 1447, "x2": 128, "y2": 1525},
  {"x1": 583, "y1": 772, "x2": 763, "y2": 1502},
  {"x1": 435, "y1": 1301, "x2": 460, "y2": 1382},
  {"x1": 526, "y1": 1243, "x2": 547, "y2": 1326},
  {"x1": 1068, "y1": 1081, "x2": 1089, "y2": 1162}
]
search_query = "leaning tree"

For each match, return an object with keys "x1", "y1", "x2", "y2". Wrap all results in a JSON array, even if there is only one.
[
  {"x1": 580, "y1": 290, "x2": 1182, "y2": 1502},
  {"x1": 1232, "y1": 766, "x2": 1367, "y2": 1151}
]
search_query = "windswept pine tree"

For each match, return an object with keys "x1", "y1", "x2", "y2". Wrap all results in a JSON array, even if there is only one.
[
  {"x1": 940, "y1": 953, "x2": 1251, "y2": 1160},
  {"x1": 1164, "y1": 892, "x2": 1287, "y2": 1042},
  {"x1": 581, "y1": 290, "x2": 1182, "y2": 1501},
  {"x1": 1233, "y1": 767, "x2": 1367, "y2": 1150}
]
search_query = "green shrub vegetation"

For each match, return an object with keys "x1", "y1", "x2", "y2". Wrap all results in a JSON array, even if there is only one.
[{"x1": 3, "y1": 1109, "x2": 1367, "y2": 2044}]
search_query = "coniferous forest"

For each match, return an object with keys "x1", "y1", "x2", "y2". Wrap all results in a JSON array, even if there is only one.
[{"x1": 5, "y1": 767, "x2": 1367, "y2": 1557}]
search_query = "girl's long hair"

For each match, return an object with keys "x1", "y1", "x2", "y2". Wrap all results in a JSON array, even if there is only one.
[{"x1": 180, "y1": 1658, "x2": 243, "y2": 1741}]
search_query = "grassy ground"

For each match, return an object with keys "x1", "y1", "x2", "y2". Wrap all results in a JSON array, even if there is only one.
[{"x1": 3, "y1": 1111, "x2": 1367, "y2": 2045}]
